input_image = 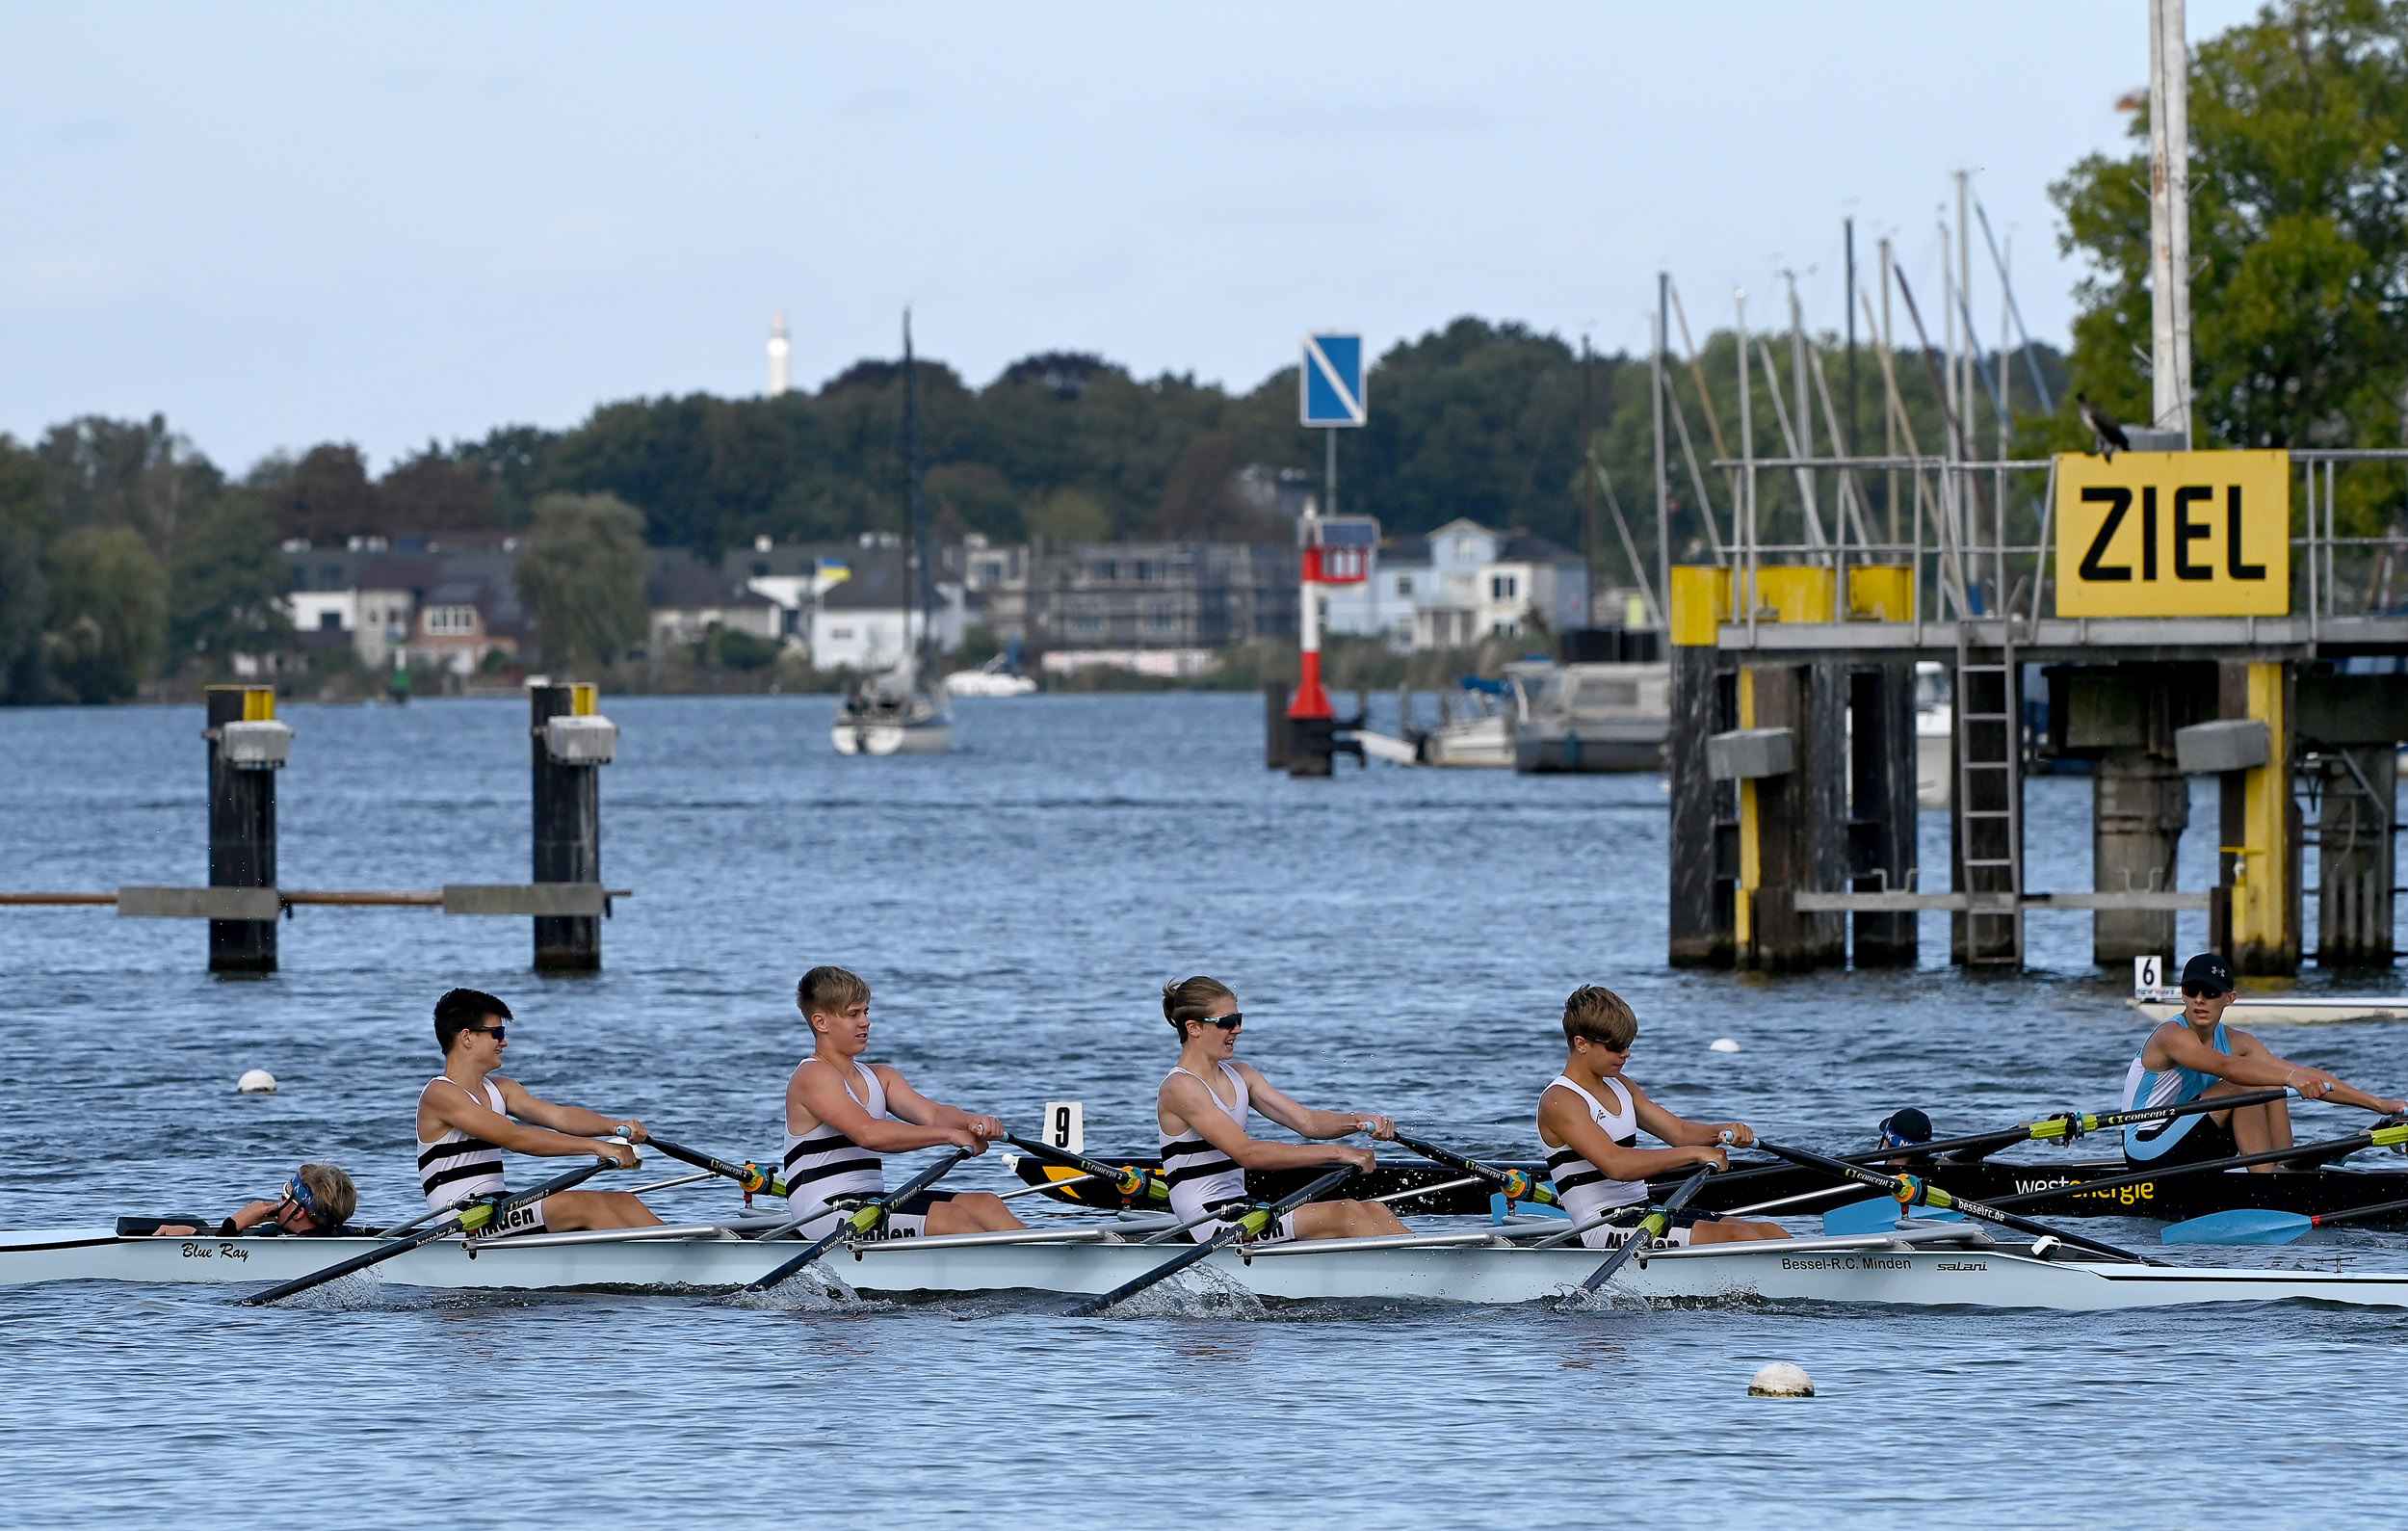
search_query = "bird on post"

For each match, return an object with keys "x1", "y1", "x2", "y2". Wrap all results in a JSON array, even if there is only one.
[{"x1": 2077, "y1": 393, "x2": 2131, "y2": 460}]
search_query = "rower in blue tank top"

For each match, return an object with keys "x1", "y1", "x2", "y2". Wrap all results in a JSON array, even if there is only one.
[{"x1": 2122, "y1": 953, "x2": 2404, "y2": 1170}]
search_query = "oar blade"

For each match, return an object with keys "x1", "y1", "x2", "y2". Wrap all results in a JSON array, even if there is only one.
[{"x1": 2159, "y1": 1208, "x2": 2314, "y2": 1246}]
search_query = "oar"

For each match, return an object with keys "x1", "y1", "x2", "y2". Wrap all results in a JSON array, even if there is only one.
[
  {"x1": 1752, "y1": 1139, "x2": 2159, "y2": 1265},
  {"x1": 1701, "y1": 1088, "x2": 2298, "y2": 1193},
  {"x1": 645, "y1": 1136, "x2": 787, "y2": 1200},
  {"x1": 1580, "y1": 1162, "x2": 1718, "y2": 1292},
  {"x1": 1990, "y1": 1121, "x2": 2408, "y2": 1211},
  {"x1": 1064, "y1": 1164, "x2": 1358, "y2": 1318},
  {"x1": 1392, "y1": 1130, "x2": 1562, "y2": 1209},
  {"x1": 239, "y1": 1156, "x2": 617, "y2": 1306},
  {"x1": 742, "y1": 1150, "x2": 970, "y2": 1296},
  {"x1": 2164, "y1": 1195, "x2": 2408, "y2": 1247},
  {"x1": 1003, "y1": 1135, "x2": 1170, "y2": 1205}
]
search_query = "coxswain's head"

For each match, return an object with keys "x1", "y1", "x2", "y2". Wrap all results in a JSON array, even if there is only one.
[
  {"x1": 798, "y1": 965, "x2": 873, "y2": 1056},
  {"x1": 1876, "y1": 1108, "x2": 1933, "y2": 1153},
  {"x1": 1562, "y1": 985, "x2": 1637, "y2": 1077},
  {"x1": 1164, "y1": 976, "x2": 1242, "y2": 1058},
  {"x1": 277, "y1": 1163, "x2": 357, "y2": 1234},
  {"x1": 434, "y1": 988, "x2": 512, "y2": 1063},
  {"x1": 2179, "y1": 953, "x2": 2238, "y2": 1029}
]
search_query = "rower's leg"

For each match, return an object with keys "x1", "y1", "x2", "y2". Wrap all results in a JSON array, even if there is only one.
[
  {"x1": 925, "y1": 1193, "x2": 1026, "y2": 1234},
  {"x1": 2207, "y1": 1080, "x2": 2294, "y2": 1172},
  {"x1": 1293, "y1": 1200, "x2": 1407, "y2": 1240},
  {"x1": 540, "y1": 1190, "x2": 666, "y2": 1231},
  {"x1": 1687, "y1": 1217, "x2": 1789, "y2": 1244}
]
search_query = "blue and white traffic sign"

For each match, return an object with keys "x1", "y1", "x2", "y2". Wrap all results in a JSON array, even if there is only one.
[{"x1": 1299, "y1": 333, "x2": 1366, "y2": 428}]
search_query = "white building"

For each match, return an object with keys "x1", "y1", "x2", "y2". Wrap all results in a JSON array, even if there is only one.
[
  {"x1": 1322, "y1": 517, "x2": 1588, "y2": 652},
  {"x1": 807, "y1": 550, "x2": 969, "y2": 672}
]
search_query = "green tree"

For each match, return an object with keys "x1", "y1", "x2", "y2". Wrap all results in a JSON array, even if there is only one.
[
  {"x1": 2053, "y1": 0, "x2": 2408, "y2": 489},
  {"x1": 42, "y1": 525, "x2": 166, "y2": 701},
  {"x1": 170, "y1": 495, "x2": 293, "y2": 665},
  {"x1": 1025, "y1": 487, "x2": 1112, "y2": 543},
  {"x1": 515, "y1": 492, "x2": 648, "y2": 669},
  {"x1": 37, "y1": 414, "x2": 223, "y2": 566}
]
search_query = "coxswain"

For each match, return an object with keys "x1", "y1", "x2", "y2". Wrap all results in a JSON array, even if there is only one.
[
  {"x1": 1155, "y1": 976, "x2": 1406, "y2": 1244},
  {"x1": 415, "y1": 988, "x2": 656, "y2": 1236},
  {"x1": 1537, "y1": 985, "x2": 1788, "y2": 1248},
  {"x1": 2124, "y1": 953, "x2": 2405, "y2": 1171},
  {"x1": 781, "y1": 966, "x2": 1024, "y2": 1239},
  {"x1": 147, "y1": 1164, "x2": 359, "y2": 1238}
]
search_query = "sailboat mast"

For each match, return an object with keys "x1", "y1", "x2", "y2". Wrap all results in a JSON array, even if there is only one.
[{"x1": 903, "y1": 309, "x2": 929, "y2": 670}]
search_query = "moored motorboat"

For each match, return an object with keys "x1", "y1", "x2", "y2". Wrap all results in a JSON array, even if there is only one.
[
  {"x1": 1511, "y1": 661, "x2": 1670, "y2": 774},
  {"x1": 13, "y1": 1217, "x2": 2408, "y2": 1310}
]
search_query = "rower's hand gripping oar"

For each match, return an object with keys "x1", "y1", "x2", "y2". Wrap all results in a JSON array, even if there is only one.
[
  {"x1": 742, "y1": 1150, "x2": 971, "y2": 1296},
  {"x1": 1391, "y1": 1130, "x2": 1561, "y2": 1210},
  {"x1": 1064, "y1": 1164, "x2": 1359, "y2": 1318},
  {"x1": 1003, "y1": 1135, "x2": 1170, "y2": 1206},
  {"x1": 1752, "y1": 1139, "x2": 2162, "y2": 1266},
  {"x1": 1579, "y1": 1161, "x2": 1718, "y2": 1293},
  {"x1": 239, "y1": 1151, "x2": 623, "y2": 1306},
  {"x1": 644, "y1": 1136, "x2": 787, "y2": 1202}
]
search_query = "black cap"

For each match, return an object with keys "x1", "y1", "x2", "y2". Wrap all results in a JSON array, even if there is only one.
[
  {"x1": 2181, "y1": 953, "x2": 2236, "y2": 992},
  {"x1": 1877, "y1": 1108, "x2": 1933, "y2": 1148}
]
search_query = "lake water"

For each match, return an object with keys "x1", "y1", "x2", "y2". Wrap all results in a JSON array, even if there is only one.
[{"x1": 4, "y1": 693, "x2": 2406, "y2": 1528}]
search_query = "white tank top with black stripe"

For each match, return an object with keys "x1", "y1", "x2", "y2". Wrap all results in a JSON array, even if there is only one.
[
  {"x1": 417, "y1": 1076, "x2": 510, "y2": 1211},
  {"x1": 1159, "y1": 1062, "x2": 1251, "y2": 1224},
  {"x1": 1541, "y1": 1074, "x2": 1647, "y2": 1220},
  {"x1": 783, "y1": 1059, "x2": 888, "y2": 1218}
]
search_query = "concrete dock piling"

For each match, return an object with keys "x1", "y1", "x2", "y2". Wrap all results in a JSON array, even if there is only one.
[
  {"x1": 530, "y1": 680, "x2": 617, "y2": 972},
  {"x1": 204, "y1": 685, "x2": 289, "y2": 975}
]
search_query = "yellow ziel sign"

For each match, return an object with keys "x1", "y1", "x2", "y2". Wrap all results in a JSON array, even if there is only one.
[{"x1": 2053, "y1": 449, "x2": 2290, "y2": 617}]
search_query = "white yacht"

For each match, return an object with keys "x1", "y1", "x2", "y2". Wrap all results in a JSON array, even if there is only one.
[
  {"x1": 1511, "y1": 661, "x2": 1671, "y2": 773},
  {"x1": 832, "y1": 661, "x2": 955, "y2": 755}
]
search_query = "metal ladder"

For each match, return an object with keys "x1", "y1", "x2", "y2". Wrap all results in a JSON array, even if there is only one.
[{"x1": 1953, "y1": 627, "x2": 2023, "y2": 965}]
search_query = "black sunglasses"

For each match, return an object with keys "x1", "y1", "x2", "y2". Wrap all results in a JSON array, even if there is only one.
[
  {"x1": 1195, "y1": 1014, "x2": 1243, "y2": 1031},
  {"x1": 461, "y1": 1024, "x2": 508, "y2": 1041},
  {"x1": 2180, "y1": 984, "x2": 2229, "y2": 1000}
]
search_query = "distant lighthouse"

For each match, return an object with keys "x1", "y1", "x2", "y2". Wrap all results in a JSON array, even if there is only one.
[{"x1": 767, "y1": 309, "x2": 791, "y2": 397}]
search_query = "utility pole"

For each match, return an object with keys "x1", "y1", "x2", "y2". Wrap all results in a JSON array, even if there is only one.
[
  {"x1": 2148, "y1": 0, "x2": 2193, "y2": 443},
  {"x1": 1580, "y1": 335, "x2": 1597, "y2": 625}
]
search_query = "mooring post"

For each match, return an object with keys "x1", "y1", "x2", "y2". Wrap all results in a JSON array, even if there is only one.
[
  {"x1": 2219, "y1": 660, "x2": 2299, "y2": 975},
  {"x1": 1264, "y1": 682, "x2": 1291, "y2": 770},
  {"x1": 205, "y1": 684, "x2": 289, "y2": 975},
  {"x1": 530, "y1": 680, "x2": 616, "y2": 972},
  {"x1": 1667, "y1": 568, "x2": 1735, "y2": 966},
  {"x1": 1846, "y1": 662, "x2": 1918, "y2": 965}
]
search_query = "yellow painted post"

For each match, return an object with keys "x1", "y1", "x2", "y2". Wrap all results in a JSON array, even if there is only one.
[
  {"x1": 1845, "y1": 565, "x2": 1914, "y2": 622},
  {"x1": 241, "y1": 685, "x2": 275, "y2": 721},
  {"x1": 571, "y1": 682, "x2": 598, "y2": 717},
  {"x1": 1668, "y1": 567, "x2": 1731, "y2": 647},
  {"x1": 2233, "y1": 662, "x2": 2289, "y2": 968},
  {"x1": 1736, "y1": 668, "x2": 1759, "y2": 953}
]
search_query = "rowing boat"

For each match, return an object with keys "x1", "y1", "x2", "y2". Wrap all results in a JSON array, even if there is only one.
[
  {"x1": 12, "y1": 1218, "x2": 2408, "y2": 1310},
  {"x1": 1008, "y1": 1152, "x2": 2408, "y2": 1226}
]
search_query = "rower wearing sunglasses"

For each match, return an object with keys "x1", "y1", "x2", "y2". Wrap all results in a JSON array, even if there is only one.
[
  {"x1": 2123, "y1": 953, "x2": 2406, "y2": 1171},
  {"x1": 147, "y1": 1163, "x2": 359, "y2": 1238},
  {"x1": 1536, "y1": 985, "x2": 1788, "y2": 1249},
  {"x1": 415, "y1": 988, "x2": 658, "y2": 1237},
  {"x1": 1156, "y1": 976, "x2": 1406, "y2": 1244}
]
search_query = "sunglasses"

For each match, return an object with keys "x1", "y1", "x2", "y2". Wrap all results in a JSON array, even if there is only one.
[
  {"x1": 1196, "y1": 1014, "x2": 1243, "y2": 1031},
  {"x1": 460, "y1": 1024, "x2": 508, "y2": 1041},
  {"x1": 2180, "y1": 984, "x2": 2229, "y2": 1000}
]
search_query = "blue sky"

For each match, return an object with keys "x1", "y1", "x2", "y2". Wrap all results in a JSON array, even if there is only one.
[{"x1": 0, "y1": 3, "x2": 2267, "y2": 472}]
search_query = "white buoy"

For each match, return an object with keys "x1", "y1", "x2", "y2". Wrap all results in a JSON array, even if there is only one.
[
  {"x1": 236, "y1": 1069, "x2": 277, "y2": 1095},
  {"x1": 1749, "y1": 1361, "x2": 1814, "y2": 1397},
  {"x1": 1709, "y1": 1038, "x2": 1741, "y2": 1053}
]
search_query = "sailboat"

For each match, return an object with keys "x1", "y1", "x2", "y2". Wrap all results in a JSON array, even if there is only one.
[{"x1": 832, "y1": 311, "x2": 955, "y2": 755}]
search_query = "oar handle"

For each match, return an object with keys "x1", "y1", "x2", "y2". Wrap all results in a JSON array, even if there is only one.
[{"x1": 645, "y1": 1137, "x2": 785, "y2": 1198}]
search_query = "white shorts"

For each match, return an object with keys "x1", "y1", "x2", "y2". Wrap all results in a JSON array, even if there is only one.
[
  {"x1": 462, "y1": 1196, "x2": 549, "y2": 1243},
  {"x1": 1575, "y1": 1205, "x2": 1700, "y2": 1253},
  {"x1": 787, "y1": 1190, "x2": 953, "y2": 1242}
]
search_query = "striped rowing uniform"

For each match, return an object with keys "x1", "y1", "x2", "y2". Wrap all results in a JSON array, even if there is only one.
[
  {"x1": 781, "y1": 1057, "x2": 948, "y2": 1240},
  {"x1": 2121, "y1": 1021, "x2": 2234, "y2": 1166},
  {"x1": 1158, "y1": 1061, "x2": 1296, "y2": 1246},
  {"x1": 1540, "y1": 1074, "x2": 1695, "y2": 1252},
  {"x1": 416, "y1": 1075, "x2": 548, "y2": 1240}
]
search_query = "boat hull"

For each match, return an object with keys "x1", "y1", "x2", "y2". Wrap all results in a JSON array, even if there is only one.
[
  {"x1": 10, "y1": 1226, "x2": 2408, "y2": 1310},
  {"x1": 831, "y1": 721, "x2": 954, "y2": 755},
  {"x1": 2126, "y1": 996, "x2": 2408, "y2": 1026}
]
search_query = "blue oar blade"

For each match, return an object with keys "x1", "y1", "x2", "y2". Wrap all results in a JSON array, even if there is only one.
[
  {"x1": 1821, "y1": 1197, "x2": 1964, "y2": 1236},
  {"x1": 2159, "y1": 1208, "x2": 2314, "y2": 1246}
]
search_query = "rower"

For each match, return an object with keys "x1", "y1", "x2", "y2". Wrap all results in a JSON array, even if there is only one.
[
  {"x1": 415, "y1": 988, "x2": 656, "y2": 1236},
  {"x1": 1536, "y1": 985, "x2": 1788, "y2": 1248},
  {"x1": 146, "y1": 1164, "x2": 359, "y2": 1238},
  {"x1": 2124, "y1": 953, "x2": 2406, "y2": 1172},
  {"x1": 782, "y1": 965, "x2": 1023, "y2": 1239},
  {"x1": 1156, "y1": 976, "x2": 1405, "y2": 1244}
]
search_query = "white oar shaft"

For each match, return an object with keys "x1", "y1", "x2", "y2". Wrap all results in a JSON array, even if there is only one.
[
  {"x1": 1372, "y1": 1175, "x2": 1482, "y2": 1206},
  {"x1": 628, "y1": 1172, "x2": 718, "y2": 1198},
  {"x1": 999, "y1": 1174, "x2": 1095, "y2": 1201}
]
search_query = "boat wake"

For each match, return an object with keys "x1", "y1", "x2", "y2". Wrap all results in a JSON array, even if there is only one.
[
  {"x1": 1080, "y1": 1263, "x2": 1269, "y2": 1321},
  {"x1": 720, "y1": 1270, "x2": 859, "y2": 1311},
  {"x1": 1548, "y1": 1283, "x2": 1656, "y2": 1314}
]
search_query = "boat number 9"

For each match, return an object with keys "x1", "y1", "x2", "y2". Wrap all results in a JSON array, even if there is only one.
[{"x1": 1043, "y1": 1100, "x2": 1084, "y2": 1153}]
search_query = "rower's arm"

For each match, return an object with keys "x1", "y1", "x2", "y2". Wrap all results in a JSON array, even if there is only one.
[
  {"x1": 879, "y1": 1068, "x2": 1005, "y2": 1144},
  {"x1": 495, "y1": 1077, "x2": 646, "y2": 1142},
  {"x1": 1538, "y1": 1088, "x2": 1722, "y2": 1182},
  {"x1": 795, "y1": 1064, "x2": 983, "y2": 1154},
  {"x1": 1625, "y1": 1080, "x2": 1753, "y2": 1148},
  {"x1": 1163, "y1": 1072, "x2": 1369, "y2": 1172},
  {"x1": 1240, "y1": 1066, "x2": 1391, "y2": 1142},
  {"x1": 432, "y1": 1079, "x2": 631, "y2": 1161},
  {"x1": 2229, "y1": 1031, "x2": 2406, "y2": 1114}
]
